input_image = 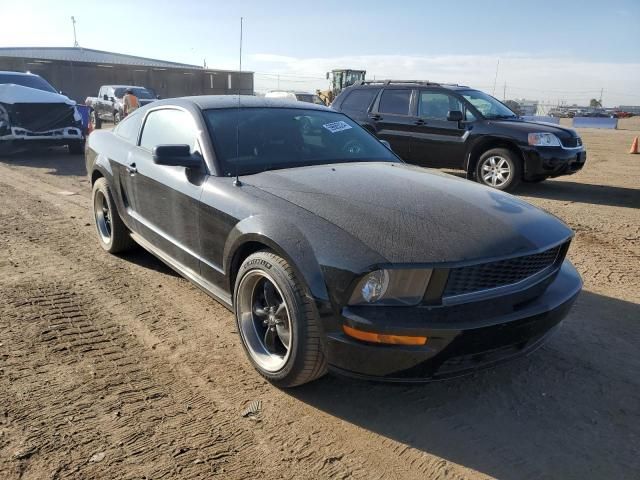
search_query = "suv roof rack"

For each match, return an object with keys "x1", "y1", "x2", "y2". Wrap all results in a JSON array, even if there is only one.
[{"x1": 356, "y1": 80, "x2": 469, "y2": 88}]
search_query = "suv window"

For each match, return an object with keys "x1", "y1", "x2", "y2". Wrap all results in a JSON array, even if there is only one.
[
  {"x1": 341, "y1": 89, "x2": 380, "y2": 112},
  {"x1": 114, "y1": 111, "x2": 144, "y2": 144},
  {"x1": 418, "y1": 91, "x2": 463, "y2": 120},
  {"x1": 140, "y1": 109, "x2": 196, "y2": 152},
  {"x1": 378, "y1": 89, "x2": 411, "y2": 115}
]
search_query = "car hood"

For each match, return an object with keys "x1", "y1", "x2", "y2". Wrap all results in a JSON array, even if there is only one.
[
  {"x1": 0, "y1": 83, "x2": 75, "y2": 105},
  {"x1": 490, "y1": 118, "x2": 578, "y2": 137},
  {"x1": 246, "y1": 162, "x2": 573, "y2": 264}
]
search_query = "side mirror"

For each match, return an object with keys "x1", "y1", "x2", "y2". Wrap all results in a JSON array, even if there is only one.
[
  {"x1": 152, "y1": 145, "x2": 202, "y2": 168},
  {"x1": 380, "y1": 139, "x2": 392, "y2": 150},
  {"x1": 156, "y1": 95, "x2": 161, "y2": 99},
  {"x1": 103, "y1": 94, "x2": 109, "y2": 101},
  {"x1": 447, "y1": 110, "x2": 464, "y2": 122},
  {"x1": 109, "y1": 97, "x2": 116, "y2": 103}
]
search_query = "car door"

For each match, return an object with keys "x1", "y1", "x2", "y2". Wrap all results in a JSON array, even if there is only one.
[
  {"x1": 369, "y1": 88, "x2": 415, "y2": 159},
  {"x1": 409, "y1": 89, "x2": 472, "y2": 169},
  {"x1": 127, "y1": 107, "x2": 206, "y2": 273}
]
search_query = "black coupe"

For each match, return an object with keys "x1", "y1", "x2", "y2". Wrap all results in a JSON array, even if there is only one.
[{"x1": 86, "y1": 96, "x2": 582, "y2": 387}]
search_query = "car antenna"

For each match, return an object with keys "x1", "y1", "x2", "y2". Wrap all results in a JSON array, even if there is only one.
[{"x1": 233, "y1": 16, "x2": 243, "y2": 187}]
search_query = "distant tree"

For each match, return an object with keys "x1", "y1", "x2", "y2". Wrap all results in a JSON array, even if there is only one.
[
  {"x1": 504, "y1": 100, "x2": 522, "y2": 115},
  {"x1": 589, "y1": 98, "x2": 602, "y2": 108}
]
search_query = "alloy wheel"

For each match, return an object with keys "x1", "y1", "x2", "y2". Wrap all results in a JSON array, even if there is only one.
[
  {"x1": 236, "y1": 271, "x2": 292, "y2": 372},
  {"x1": 481, "y1": 155, "x2": 511, "y2": 187},
  {"x1": 94, "y1": 190, "x2": 112, "y2": 244}
]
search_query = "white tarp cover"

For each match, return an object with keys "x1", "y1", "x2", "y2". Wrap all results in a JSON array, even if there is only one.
[{"x1": 0, "y1": 84, "x2": 75, "y2": 105}]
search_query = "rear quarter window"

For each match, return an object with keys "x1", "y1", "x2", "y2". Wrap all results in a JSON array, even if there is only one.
[{"x1": 340, "y1": 89, "x2": 380, "y2": 113}]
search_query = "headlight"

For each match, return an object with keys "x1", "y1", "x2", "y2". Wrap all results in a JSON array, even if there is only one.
[
  {"x1": 349, "y1": 269, "x2": 432, "y2": 306},
  {"x1": 528, "y1": 132, "x2": 561, "y2": 147}
]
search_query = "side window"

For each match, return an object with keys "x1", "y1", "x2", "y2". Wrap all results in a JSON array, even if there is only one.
[
  {"x1": 140, "y1": 109, "x2": 197, "y2": 152},
  {"x1": 114, "y1": 112, "x2": 144, "y2": 144},
  {"x1": 418, "y1": 92, "x2": 463, "y2": 121},
  {"x1": 341, "y1": 89, "x2": 380, "y2": 113},
  {"x1": 98, "y1": 87, "x2": 104, "y2": 98},
  {"x1": 378, "y1": 89, "x2": 412, "y2": 115}
]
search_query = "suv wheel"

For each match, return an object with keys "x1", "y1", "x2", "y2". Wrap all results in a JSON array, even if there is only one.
[
  {"x1": 91, "y1": 110, "x2": 102, "y2": 129},
  {"x1": 92, "y1": 178, "x2": 136, "y2": 253},
  {"x1": 476, "y1": 148, "x2": 521, "y2": 191},
  {"x1": 234, "y1": 251, "x2": 328, "y2": 387}
]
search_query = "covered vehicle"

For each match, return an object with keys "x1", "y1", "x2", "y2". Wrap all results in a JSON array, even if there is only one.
[
  {"x1": 85, "y1": 96, "x2": 582, "y2": 387},
  {"x1": 0, "y1": 71, "x2": 84, "y2": 154}
]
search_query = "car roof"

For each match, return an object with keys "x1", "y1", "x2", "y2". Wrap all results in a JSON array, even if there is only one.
[
  {"x1": 159, "y1": 95, "x2": 331, "y2": 111},
  {"x1": 348, "y1": 82, "x2": 472, "y2": 92},
  {"x1": 105, "y1": 85, "x2": 148, "y2": 88},
  {"x1": 0, "y1": 70, "x2": 41, "y2": 76}
]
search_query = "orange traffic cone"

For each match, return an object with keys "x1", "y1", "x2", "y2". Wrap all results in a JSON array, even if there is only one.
[{"x1": 630, "y1": 136, "x2": 639, "y2": 154}]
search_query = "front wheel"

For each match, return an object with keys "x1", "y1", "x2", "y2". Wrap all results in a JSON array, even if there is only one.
[
  {"x1": 91, "y1": 110, "x2": 102, "y2": 129},
  {"x1": 114, "y1": 111, "x2": 122, "y2": 124},
  {"x1": 476, "y1": 148, "x2": 522, "y2": 191},
  {"x1": 234, "y1": 251, "x2": 327, "y2": 388}
]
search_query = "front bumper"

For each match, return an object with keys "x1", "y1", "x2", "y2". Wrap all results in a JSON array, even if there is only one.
[
  {"x1": 0, "y1": 126, "x2": 84, "y2": 152},
  {"x1": 326, "y1": 260, "x2": 582, "y2": 381},
  {"x1": 523, "y1": 146, "x2": 586, "y2": 179}
]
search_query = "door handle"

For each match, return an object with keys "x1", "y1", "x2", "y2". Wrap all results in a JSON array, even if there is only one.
[
  {"x1": 369, "y1": 114, "x2": 382, "y2": 121},
  {"x1": 126, "y1": 163, "x2": 137, "y2": 175},
  {"x1": 415, "y1": 119, "x2": 427, "y2": 126}
]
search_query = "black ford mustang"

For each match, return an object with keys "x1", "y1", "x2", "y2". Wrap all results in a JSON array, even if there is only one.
[{"x1": 86, "y1": 96, "x2": 582, "y2": 387}]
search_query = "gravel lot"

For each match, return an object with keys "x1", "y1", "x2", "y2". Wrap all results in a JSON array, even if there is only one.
[{"x1": 1, "y1": 119, "x2": 638, "y2": 479}]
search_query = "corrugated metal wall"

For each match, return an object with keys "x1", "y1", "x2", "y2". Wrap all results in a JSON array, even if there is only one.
[{"x1": 0, "y1": 57, "x2": 254, "y2": 103}]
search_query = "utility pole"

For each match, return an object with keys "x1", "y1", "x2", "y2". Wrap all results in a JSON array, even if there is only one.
[
  {"x1": 71, "y1": 16, "x2": 79, "y2": 47},
  {"x1": 492, "y1": 59, "x2": 499, "y2": 96},
  {"x1": 599, "y1": 88, "x2": 603, "y2": 106},
  {"x1": 503, "y1": 82, "x2": 507, "y2": 101}
]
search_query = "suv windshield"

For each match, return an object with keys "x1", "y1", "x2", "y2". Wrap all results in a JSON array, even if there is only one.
[
  {"x1": 114, "y1": 87, "x2": 156, "y2": 99},
  {"x1": 205, "y1": 108, "x2": 398, "y2": 176},
  {"x1": 0, "y1": 73, "x2": 57, "y2": 93},
  {"x1": 460, "y1": 90, "x2": 517, "y2": 119}
]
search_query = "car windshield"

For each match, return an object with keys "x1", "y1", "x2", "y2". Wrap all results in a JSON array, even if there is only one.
[
  {"x1": 295, "y1": 94, "x2": 325, "y2": 105},
  {"x1": 114, "y1": 87, "x2": 156, "y2": 99},
  {"x1": 0, "y1": 73, "x2": 57, "y2": 93},
  {"x1": 204, "y1": 107, "x2": 399, "y2": 176},
  {"x1": 460, "y1": 90, "x2": 517, "y2": 119}
]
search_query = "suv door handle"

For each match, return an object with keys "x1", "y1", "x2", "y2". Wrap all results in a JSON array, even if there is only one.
[
  {"x1": 126, "y1": 163, "x2": 137, "y2": 175},
  {"x1": 369, "y1": 114, "x2": 382, "y2": 121},
  {"x1": 415, "y1": 119, "x2": 427, "y2": 126}
]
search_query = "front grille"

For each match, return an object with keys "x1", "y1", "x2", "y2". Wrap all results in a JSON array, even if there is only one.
[
  {"x1": 444, "y1": 245, "x2": 564, "y2": 298},
  {"x1": 560, "y1": 137, "x2": 582, "y2": 148},
  {"x1": 8, "y1": 103, "x2": 76, "y2": 132}
]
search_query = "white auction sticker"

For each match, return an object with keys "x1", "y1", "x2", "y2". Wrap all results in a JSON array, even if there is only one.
[{"x1": 322, "y1": 121, "x2": 353, "y2": 133}]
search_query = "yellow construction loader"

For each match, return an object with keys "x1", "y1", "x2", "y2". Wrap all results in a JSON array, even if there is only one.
[{"x1": 317, "y1": 69, "x2": 366, "y2": 105}]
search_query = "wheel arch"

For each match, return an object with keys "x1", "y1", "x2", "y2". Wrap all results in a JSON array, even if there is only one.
[
  {"x1": 224, "y1": 217, "x2": 330, "y2": 307},
  {"x1": 465, "y1": 137, "x2": 524, "y2": 179}
]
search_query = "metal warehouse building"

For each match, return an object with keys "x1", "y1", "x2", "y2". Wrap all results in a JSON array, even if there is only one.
[{"x1": 0, "y1": 47, "x2": 254, "y2": 103}]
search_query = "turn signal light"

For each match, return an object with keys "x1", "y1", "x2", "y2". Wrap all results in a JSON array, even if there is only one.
[{"x1": 343, "y1": 325, "x2": 428, "y2": 346}]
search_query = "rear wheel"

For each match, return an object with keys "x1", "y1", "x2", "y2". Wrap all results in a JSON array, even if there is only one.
[
  {"x1": 234, "y1": 251, "x2": 327, "y2": 387},
  {"x1": 476, "y1": 148, "x2": 522, "y2": 191},
  {"x1": 92, "y1": 178, "x2": 136, "y2": 253}
]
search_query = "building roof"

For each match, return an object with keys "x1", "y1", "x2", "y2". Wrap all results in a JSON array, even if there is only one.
[{"x1": 0, "y1": 47, "x2": 202, "y2": 70}]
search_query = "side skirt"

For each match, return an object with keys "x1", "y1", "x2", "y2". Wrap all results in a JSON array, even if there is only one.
[{"x1": 130, "y1": 232, "x2": 233, "y2": 310}]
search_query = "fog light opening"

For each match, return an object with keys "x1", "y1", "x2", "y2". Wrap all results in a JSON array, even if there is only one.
[{"x1": 343, "y1": 325, "x2": 427, "y2": 346}]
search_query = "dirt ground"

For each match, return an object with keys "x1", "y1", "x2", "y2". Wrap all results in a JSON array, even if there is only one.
[{"x1": 0, "y1": 118, "x2": 638, "y2": 480}]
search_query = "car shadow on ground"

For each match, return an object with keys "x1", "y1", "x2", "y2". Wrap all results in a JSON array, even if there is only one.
[
  {"x1": 0, "y1": 147, "x2": 87, "y2": 177},
  {"x1": 118, "y1": 247, "x2": 181, "y2": 278},
  {"x1": 518, "y1": 180, "x2": 640, "y2": 209},
  {"x1": 287, "y1": 291, "x2": 640, "y2": 480}
]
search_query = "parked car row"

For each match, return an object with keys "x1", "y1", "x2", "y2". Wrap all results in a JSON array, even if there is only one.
[{"x1": 85, "y1": 95, "x2": 583, "y2": 387}]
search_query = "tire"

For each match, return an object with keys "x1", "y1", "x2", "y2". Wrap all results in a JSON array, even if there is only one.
[
  {"x1": 114, "y1": 111, "x2": 122, "y2": 124},
  {"x1": 234, "y1": 251, "x2": 328, "y2": 388},
  {"x1": 91, "y1": 110, "x2": 102, "y2": 129},
  {"x1": 92, "y1": 178, "x2": 136, "y2": 253},
  {"x1": 68, "y1": 140, "x2": 85, "y2": 155},
  {"x1": 476, "y1": 148, "x2": 522, "y2": 191}
]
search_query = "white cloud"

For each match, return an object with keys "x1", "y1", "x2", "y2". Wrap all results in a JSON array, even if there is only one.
[{"x1": 249, "y1": 53, "x2": 640, "y2": 107}]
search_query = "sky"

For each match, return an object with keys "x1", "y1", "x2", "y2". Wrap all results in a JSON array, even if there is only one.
[{"x1": 1, "y1": 0, "x2": 639, "y2": 106}]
